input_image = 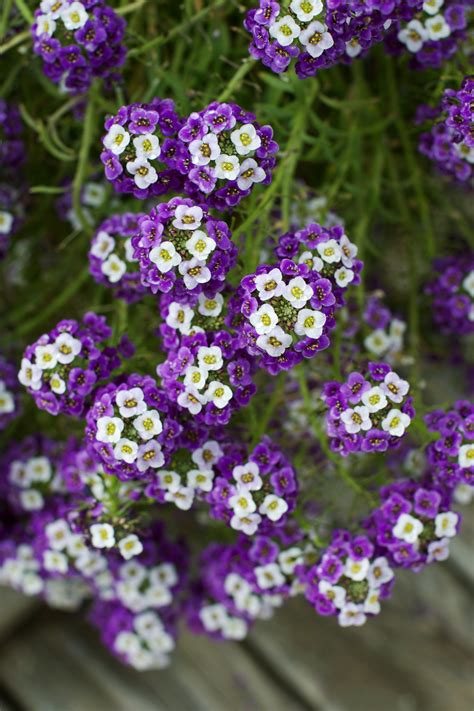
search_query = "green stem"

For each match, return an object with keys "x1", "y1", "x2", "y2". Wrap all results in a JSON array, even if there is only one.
[
  {"x1": 14, "y1": 0, "x2": 33, "y2": 24},
  {"x1": 217, "y1": 58, "x2": 256, "y2": 103},
  {"x1": 72, "y1": 85, "x2": 97, "y2": 235},
  {"x1": 0, "y1": 28, "x2": 30, "y2": 54}
]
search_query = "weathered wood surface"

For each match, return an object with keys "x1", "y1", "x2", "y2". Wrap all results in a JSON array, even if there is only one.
[{"x1": 0, "y1": 510, "x2": 472, "y2": 711}]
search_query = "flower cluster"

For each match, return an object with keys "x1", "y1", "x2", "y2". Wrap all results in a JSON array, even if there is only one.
[
  {"x1": 0, "y1": 357, "x2": 20, "y2": 429},
  {"x1": 0, "y1": 101, "x2": 26, "y2": 258},
  {"x1": 425, "y1": 254, "x2": 474, "y2": 334},
  {"x1": 177, "y1": 102, "x2": 278, "y2": 209},
  {"x1": 244, "y1": 0, "x2": 422, "y2": 78},
  {"x1": 89, "y1": 212, "x2": 146, "y2": 302},
  {"x1": 387, "y1": 0, "x2": 468, "y2": 70},
  {"x1": 157, "y1": 331, "x2": 256, "y2": 425},
  {"x1": 274, "y1": 222, "x2": 363, "y2": 305},
  {"x1": 85, "y1": 374, "x2": 179, "y2": 480},
  {"x1": 158, "y1": 290, "x2": 229, "y2": 352},
  {"x1": 417, "y1": 77, "x2": 474, "y2": 183},
  {"x1": 131, "y1": 198, "x2": 237, "y2": 297},
  {"x1": 101, "y1": 98, "x2": 183, "y2": 199},
  {"x1": 300, "y1": 531, "x2": 395, "y2": 627},
  {"x1": 364, "y1": 478, "x2": 461, "y2": 570},
  {"x1": 18, "y1": 312, "x2": 123, "y2": 416},
  {"x1": 323, "y1": 362, "x2": 414, "y2": 456},
  {"x1": 31, "y1": 0, "x2": 127, "y2": 95},
  {"x1": 234, "y1": 259, "x2": 337, "y2": 373},
  {"x1": 425, "y1": 400, "x2": 474, "y2": 491}
]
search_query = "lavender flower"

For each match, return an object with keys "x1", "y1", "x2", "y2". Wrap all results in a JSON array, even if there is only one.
[
  {"x1": 425, "y1": 254, "x2": 474, "y2": 334},
  {"x1": 425, "y1": 400, "x2": 474, "y2": 491}
]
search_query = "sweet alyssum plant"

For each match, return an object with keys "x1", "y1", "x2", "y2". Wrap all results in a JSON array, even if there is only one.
[{"x1": 0, "y1": 0, "x2": 472, "y2": 671}]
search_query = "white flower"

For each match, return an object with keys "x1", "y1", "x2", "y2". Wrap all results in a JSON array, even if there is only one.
[
  {"x1": 367, "y1": 557, "x2": 394, "y2": 588},
  {"x1": 45, "y1": 519, "x2": 71, "y2": 551},
  {"x1": 83, "y1": 182, "x2": 105, "y2": 207},
  {"x1": 249, "y1": 304, "x2": 279, "y2": 335},
  {"x1": 230, "y1": 513, "x2": 262, "y2": 535},
  {"x1": 456, "y1": 142, "x2": 474, "y2": 164},
  {"x1": 197, "y1": 345, "x2": 224, "y2": 372},
  {"x1": 364, "y1": 589, "x2": 381, "y2": 615},
  {"x1": 230, "y1": 124, "x2": 261, "y2": 156},
  {"x1": 114, "y1": 438, "x2": 139, "y2": 464},
  {"x1": 103, "y1": 124, "x2": 130, "y2": 155},
  {"x1": 462, "y1": 270, "x2": 474, "y2": 297},
  {"x1": 361, "y1": 386, "x2": 388, "y2": 413},
  {"x1": 90, "y1": 231, "x2": 115, "y2": 260},
  {"x1": 294, "y1": 308, "x2": 326, "y2": 339},
  {"x1": 214, "y1": 154, "x2": 240, "y2": 181},
  {"x1": 34, "y1": 343, "x2": 58, "y2": 370},
  {"x1": 393, "y1": 513, "x2": 423, "y2": 543},
  {"x1": 36, "y1": 14, "x2": 57, "y2": 36},
  {"x1": 156, "y1": 470, "x2": 181, "y2": 492},
  {"x1": 237, "y1": 158, "x2": 266, "y2": 191},
  {"x1": 149, "y1": 241, "x2": 181, "y2": 273},
  {"x1": 224, "y1": 573, "x2": 251, "y2": 598},
  {"x1": 43, "y1": 550, "x2": 68, "y2": 574},
  {"x1": 22, "y1": 574, "x2": 44, "y2": 596},
  {"x1": 40, "y1": 0, "x2": 66, "y2": 18},
  {"x1": 229, "y1": 487, "x2": 256, "y2": 517},
  {"x1": 459, "y1": 443, "x2": 474, "y2": 468},
  {"x1": 205, "y1": 380, "x2": 233, "y2": 409},
  {"x1": 60, "y1": 1, "x2": 88, "y2": 30},
  {"x1": 425, "y1": 14, "x2": 451, "y2": 40},
  {"x1": 290, "y1": 0, "x2": 323, "y2": 22},
  {"x1": 199, "y1": 603, "x2": 228, "y2": 632},
  {"x1": 381, "y1": 371, "x2": 409, "y2": 403},
  {"x1": 423, "y1": 0, "x2": 444, "y2": 14},
  {"x1": 137, "y1": 440, "x2": 165, "y2": 472},
  {"x1": 255, "y1": 268, "x2": 285, "y2": 301},
  {"x1": 316, "y1": 239, "x2": 342, "y2": 264},
  {"x1": 344, "y1": 557, "x2": 370, "y2": 582},
  {"x1": 299, "y1": 250, "x2": 323, "y2": 272},
  {"x1": 9, "y1": 461, "x2": 30, "y2": 487},
  {"x1": 115, "y1": 631, "x2": 141, "y2": 655},
  {"x1": 255, "y1": 563, "x2": 285, "y2": 590},
  {"x1": 20, "y1": 490, "x2": 44, "y2": 511},
  {"x1": 381, "y1": 408, "x2": 411, "y2": 437},
  {"x1": 278, "y1": 547, "x2": 304, "y2": 575},
  {"x1": 96, "y1": 416, "x2": 124, "y2": 444},
  {"x1": 189, "y1": 133, "x2": 221, "y2": 166},
  {"x1": 101, "y1": 254, "x2": 126, "y2": 283},
  {"x1": 319, "y1": 580, "x2": 346, "y2": 608},
  {"x1": 119, "y1": 534, "x2": 143, "y2": 560},
  {"x1": 66, "y1": 535, "x2": 88, "y2": 559},
  {"x1": 55, "y1": 332, "x2": 82, "y2": 365},
  {"x1": 185, "y1": 230, "x2": 216, "y2": 260},
  {"x1": 338, "y1": 603, "x2": 366, "y2": 627},
  {"x1": 178, "y1": 259, "x2": 211, "y2": 289},
  {"x1": 256, "y1": 326, "x2": 292, "y2": 357},
  {"x1": 177, "y1": 388, "x2": 206, "y2": 415},
  {"x1": 364, "y1": 329, "x2": 391, "y2": 356},
  {"x1": 334, "y1": 267, "x2": 354, "y2": 288},
  {"x1": 0, "y1": 388, "x2": 14, "y2": 414},
  {"x1": 339, "y1": 234, "x2": 358, "y2": 266},
  {"x1": 299, "y1": 20, "x2": 334, "y2": 58},
  {"x1": 259, "y1": 494, "x2": 288, "y2": 522},
  {"x1": 133, "y1": 410, "x2": 163, "y2": 441},
  {"x1": 345, "y1": 38, "x2": 362, "y2": 58},
  {"x1": 183, "y1": 365, "x2": 208, "y2": 391},
  {"x1": 221, "y1": 617, "x2": 248, "y2": 640},
  {"x1": 124, "y1": 237, "x2": 137, "y2": 263},
  {"x1": 150, "y1": 563, "x2": 178, "y2": 588},
  {"x1": 187, "y1": 468, "x2": 214, "y2": 492},
  {"x1": 340, "y1": 405, "x2": 372, "y2": 434},
  {"x1": 269, "y1": 15, "x2": 301, "y2": 47},
  {"x1": 434, "y1": 511, "x2": 458, "y2": 538},
  {"x1": 191, "y1": 440, "x2": 223, "y2": 469},
  {"x1": 198, "y1": 292, "x2": 223, "y2": 317},
  {"x1": 164, "y1": 486, "x2": 194, "y2": 511},
  {"x1": 18, "y1": 358, "x2": 43, "y2": 391},
  {"x1": 116, "y1": 387, "x2": 147, "y2": 418},
  {"x1": 172, "y1": 205, "x2": 203, "y2": 231},
  {"x1": 453, "y1": 483, "x2": 474, "y2": 505},
  {"x1": 90, "y1": 523, "x2": 116, "y2": 549},
  {"x1": 134, "y1": 611, "x2": 163, "y2": 638},
  {"x1": 26, "y1": 456, "x2": 52, "y2": 482},
  {"x1": 133, "y1": 133, "x2": 161, "y2": 160},
  {"x1": 284, "y1": 276, "x2": 314, "y2": 309},
  {"x1": 398, "y1": 19, "x2": 428, "y2": 52},
  {"x1": 126, "y1": 158, "x2": 158, "y2": 189},
  {"x1": 232, "y1": 462, "x2": 262, "y2": 491},
  {"x1": 166, "y1": 302, "x2": 194, "y2": 332},
  {"x1": 427, "y1": 537, "x2": 450, "y2": 563}
]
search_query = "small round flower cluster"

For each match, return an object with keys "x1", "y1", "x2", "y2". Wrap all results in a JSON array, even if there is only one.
[
  {"x1": 362, "y1": 294, "x2": 407, "y2": 362},
  {"x1": 417, "y1": 77, "x2": 474, "y2": 183},
  {"x1": 85, "y1": 374, "x2": 179, "y2": 480},
  {"x1": 300, "y1": 531, "x2": 395, "y2": 627},
  {"x1": 244, "y1": 0, "x2": 422, "y2": 78},
  {"x1": 208, "y1": 437, "x2": 298, "y2": 535},
  {"x1": 18, "y1": 312, "x2": 122, "y2": 416},
  {"x1": 0, "y1": 101, "x2": 26, "y2": 257},
  {"x1": 177, "y1": 102, "x2": 278, "y2": 209},
  {"x1": 364, "y1": 478, "x2": 461, "y2": 570},
  {"x1": 388, "y1": 0, "x2": 468, "y2": 70},
  {"x1": 131, "y1": 198, "x2": 237, "y2": 297},
  {"x1": 101, "y1": 98, "x2": 183, "y2": 199},
  {"x1": 31, "y1": 0, "x2": 127, "y2": 95},
  {"x1": 157, "y1": 331, "x2": 256, "y2": 425},
  {"x1": 89, "y1": 212, "x2": 146, "y2": 302},
  {"x1": 425, "y1": 400, "x2": 474, "y2": 491},
  {"x1": 158, "y1": 290, "x2": 229, "y2": 351},
  {"x1": 274, "y1": 223, "x2": 363, "y2": 305},
  {"x1": 425, "y1": 254, "x2": 474, "y2": 334},
  {"x1": 323, "y1": 362, "x2": 414, "y2": 456},
  {"x1": 0, "y1": 357, "x2": 20, "y2": 429},
  {"x1": 234, "y1": 259, "x2": 337, "y2": 374}
]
